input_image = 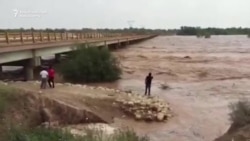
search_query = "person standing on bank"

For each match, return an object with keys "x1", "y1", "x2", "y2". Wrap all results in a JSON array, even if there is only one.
[
  {"x1": 40, "y1": 68, "x2": 48, "y2": 89},
  {"x1": 48, "y1": 65, "x2": 55, "y2": 88},
  {"x1": 145, "y1": 73, "x2": 153, "y2": 96}
]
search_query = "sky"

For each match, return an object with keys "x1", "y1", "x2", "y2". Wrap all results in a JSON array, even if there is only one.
[{"x1": 0, "y1": 0, "x2": 250, "y2": 29}]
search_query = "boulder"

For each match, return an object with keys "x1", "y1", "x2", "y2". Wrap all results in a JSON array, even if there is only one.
[
  {"x1": 115, "y1": 91, "x2": 171, "y2": 122},
  {"x1": 75, "y1": 84, "x2": 82, "y2": 87},
  {"x1": 145, "y1": 115, "x2": 154, "y2": 122},
  {"x1": 127, "y1": 101, "x2": 134, "y2": 106},
  {"x1": 135, "y1": 113, "x2": 142, "y2": 120},
  {"x1": 157, "y1": 112, "x2": 166, "y2": 121},
  {"x1": 57, "y1": 83, "x2": 63, "y2": 86}
]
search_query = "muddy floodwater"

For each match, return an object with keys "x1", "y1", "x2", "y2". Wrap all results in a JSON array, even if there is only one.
[{"x1": 100, "y1": 35, "x2": 250, "y2": 141}]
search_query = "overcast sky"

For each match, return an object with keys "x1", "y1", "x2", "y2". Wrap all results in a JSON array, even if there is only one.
[{"x1": 0, "y1": 0, "x2": 250, "y2": 29}]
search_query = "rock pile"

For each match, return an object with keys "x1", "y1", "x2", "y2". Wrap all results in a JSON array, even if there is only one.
[{"x1": 116, "y1": 93, "x2": 171, "y2": 122}]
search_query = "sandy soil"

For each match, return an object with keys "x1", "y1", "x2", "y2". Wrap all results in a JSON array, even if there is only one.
[{"x1": 8, "y1": 81, "x2": 126, "y2": 124}]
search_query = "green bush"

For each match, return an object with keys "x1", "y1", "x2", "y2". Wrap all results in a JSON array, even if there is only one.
[
  {"x1": 60, "y1": 45, "x2": 121, "y2": 83},
  {"x1": 248, "y1": 34, "x2": 250, "y2": 38},
  {"x1": 229, "y1": 100, "x2": 250, "y2": 128}
]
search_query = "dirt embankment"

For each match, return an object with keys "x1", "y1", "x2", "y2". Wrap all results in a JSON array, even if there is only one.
[
  {"x1": 0, "y1": 82, "x2": 114, "y2": 128},
  {"x1": 1, "y1": 81, "x2": 171, "y2": 137}
]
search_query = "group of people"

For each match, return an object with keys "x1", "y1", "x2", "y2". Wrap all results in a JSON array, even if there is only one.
[
  {"x1": 39, "y1": 66, "x2": 153, "y2": 96},
  {"x1": 40, "y1": 66, "x2": 55, "y2": 89}
]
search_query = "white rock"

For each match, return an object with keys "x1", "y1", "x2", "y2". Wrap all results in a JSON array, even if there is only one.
[
  {"x1": 65, "y1": 83, "x2": 71, "y2": 86},
  {"x1": 57, "y1": 83, "x2": 63, "y2": 86},
  {"x1": 157, "y1": 113, "x2": 165, "y2": 121},
  {"x1": 135, "y1": 114, "x2": 142, "y2": 120},
  {"x1": 75, "y1": 84, "x2": 82, "y2": 87},
  {"x1": 127, "y1": 101, "x2": 134, "y2": 106}
]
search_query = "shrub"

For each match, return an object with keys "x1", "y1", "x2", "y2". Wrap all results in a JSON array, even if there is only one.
[
  {"x1": 229, "y1": 100, "x2": 250, "y2": 128},
  {"x1": 8, "y1": 128, "x2": 76, "y2": 141},
  {"x1": 248, "y1": 34, "x2": 250, "y2": 38},
  {"x1": 60, "y1": 45, "x2": 122, "y2": 83}
]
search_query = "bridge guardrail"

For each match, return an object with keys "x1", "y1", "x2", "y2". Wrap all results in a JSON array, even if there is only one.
[{"x1": 0, "y1": 31, "x2": 139, "y2": 45}]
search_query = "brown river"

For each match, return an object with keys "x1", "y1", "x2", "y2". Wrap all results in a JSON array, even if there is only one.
[{"x1": 99, "y1": 35, "x2": 250, "y2": 141}]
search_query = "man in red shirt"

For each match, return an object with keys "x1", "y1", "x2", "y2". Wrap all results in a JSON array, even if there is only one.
[{"x1": 47, "y1": 65, "x2": 55, "y2": 88}]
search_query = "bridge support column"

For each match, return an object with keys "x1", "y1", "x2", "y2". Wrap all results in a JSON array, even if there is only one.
[
  {"x1": 33, "y1": 57, "x2": 41, "y2": 66},
  {"x1": 116, "y1": 39, "x2": 121, "y2": 49},
  {"x1": 24, "y1": 59, "x2": 34, "y2": 81},
  {"x1": 126, "y1": 38, "x2": 130, "y2": 46},
  {"x1": 55, "y1": 54, "x2": 61, "y2": 63},
  {"x1": 104, "y1": 41, "x2": 108, "y2": 49},
  {"x1": 0, "y1": 65, "x2": 2, "y2": 73},
  {"x1": 0, "y1": 65, "x2": 2, "y2": 78},
  {"x1": 24, "y1": 57, "x2": 41, "y2": 80}
]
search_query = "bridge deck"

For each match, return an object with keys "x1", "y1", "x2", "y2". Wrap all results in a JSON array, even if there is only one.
[{"x1": 0, "y1": 35, "x2": 150, "y2": 53}]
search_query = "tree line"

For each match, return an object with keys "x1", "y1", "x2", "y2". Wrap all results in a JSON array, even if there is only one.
[
  {"x1": 0, "y1": 28, "x2": 171, "y2": 35},
  {"x1": 177, "y1": 26, "x2": 250, "y2": 36},
  {"x1": 1, "y1": 27, "x2": 250, "y2": 36}
]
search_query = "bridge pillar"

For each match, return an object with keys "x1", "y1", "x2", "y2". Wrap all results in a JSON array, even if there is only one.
[
  {"x1": 117, "y1": 39, "x2": 121, "y2": 49},
  {"x1": 104, "y1": 41, "x2": 108, "y2": 48},
  {"x1": 55, "y1": 53, "x2": 61, "y2": 63},
  {"x1": 0, "y1": 65, "x2": 2, "y2": 78},
  {"x1": 126, "y1": 38, "x2": 130, "y2": 46},
  {"x1": 24, "y1": 59, "x2": 34, "y2": 81},
  {"x1": 24, "y1": 57, "x2": 41, "y2": 80},
  {"x1": 33, "y1": 57, "x2": 41, "y2": 66}
]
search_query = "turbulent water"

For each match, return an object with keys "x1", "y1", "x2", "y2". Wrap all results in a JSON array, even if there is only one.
[{"x1": 106, "y1": 35, "x2": 250, "y2": 141}]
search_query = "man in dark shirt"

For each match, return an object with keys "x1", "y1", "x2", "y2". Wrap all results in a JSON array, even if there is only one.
[{"x1": 145, "y1": 73, "x2": 153, "y2": 96}]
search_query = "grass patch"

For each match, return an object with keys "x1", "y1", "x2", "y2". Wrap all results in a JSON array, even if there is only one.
[
  {"x1": 60, "y1": 45, "x2": 122, "y2": 83},
  {"x1": 8, "y1": 127, "x2": 149, "y2": 141}
]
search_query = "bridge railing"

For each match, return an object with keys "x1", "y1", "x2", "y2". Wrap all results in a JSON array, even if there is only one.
[{"x1": 0, "y1": 31, "x2": 134, "y2": 45}]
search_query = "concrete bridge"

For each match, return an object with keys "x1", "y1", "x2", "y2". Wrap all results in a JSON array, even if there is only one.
[{"x1": 0, "y1": 31, "x2": 156, "y2": 80}]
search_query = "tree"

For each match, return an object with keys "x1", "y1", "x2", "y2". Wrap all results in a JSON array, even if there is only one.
[{"x1": 60, "y1": 45, "x2": 121, "y2": 83}]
